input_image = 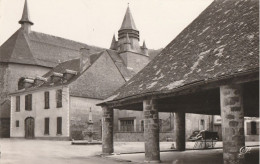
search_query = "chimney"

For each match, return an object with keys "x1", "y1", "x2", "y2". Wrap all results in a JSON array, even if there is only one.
[
  {"x1": 51, "y1": 72, "x2": 63, "y2": 83},
  {"x1": 34, "y1": 76, "x2": 47, "y2": 86},
  {"x1": 63, "y1": 69, "x2": 77, "y2": 81},
  {"x1": 80, "y1": 47, "x2": 91, "y2": 72}
]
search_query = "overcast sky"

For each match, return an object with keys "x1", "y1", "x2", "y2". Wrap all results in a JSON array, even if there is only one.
[{"x1": 0, "y1": 0, "x2": 213, "y2": 49}]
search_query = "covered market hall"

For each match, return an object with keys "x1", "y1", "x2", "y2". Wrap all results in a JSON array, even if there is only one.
[{"x1": 97, "y1": 0, "x2": 259, "y2": 164}]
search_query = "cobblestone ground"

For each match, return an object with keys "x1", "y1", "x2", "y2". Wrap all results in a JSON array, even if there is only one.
[{"x1": 0, "y1": 139, "x2": 259, "y2": 164}]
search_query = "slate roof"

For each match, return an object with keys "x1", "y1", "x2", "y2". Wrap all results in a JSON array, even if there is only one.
[
  {"x1": 0, "y1": 28, "x2": 103, "y2": 68},
  {"x1": 102, "y1": 0, "x2": 259, "y2": 103},
  {"x1": 120, "y1": 6, "x2": 138, "y2": 31}
]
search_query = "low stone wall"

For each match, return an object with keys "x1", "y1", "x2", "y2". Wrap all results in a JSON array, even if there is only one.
[{"x1": 114, "y1": 132, "x2": 175, "y2": 142}]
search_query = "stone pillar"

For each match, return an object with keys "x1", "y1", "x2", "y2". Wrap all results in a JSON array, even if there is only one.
[
  {"x1": 143, "y1": 99, "x2": 160, "y2": 162},
  {"x1": 102, "y1": 106, "x2": 114, "y2": 154},
  {"x1": 174, "y1": 112, "x2": 186, "y2": 151},
  {"x1": 220, "y1": 84, "x2": 245, "y2": 164}
]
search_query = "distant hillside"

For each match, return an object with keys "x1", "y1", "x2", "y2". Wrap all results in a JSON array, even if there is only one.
[{"x1": 148, "y1": 48, "x2": 163, "y2": 60}]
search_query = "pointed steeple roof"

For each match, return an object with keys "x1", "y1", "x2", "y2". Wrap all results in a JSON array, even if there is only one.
[
  {"x1": 19, "y1": 0, "x2": 34, "y2": 25},
  {"x1": 120, "y1": 5, "x2": 137, "y2": 31},
  {"x1": 110, "y1": 34, "x2": 117, "y2": 50},
  {"x1": 142, "y1": 40, "x2": 147, "y2": 49},
  {"x1": 125, "y1": 33, "x2": 131, "y2": 44}
]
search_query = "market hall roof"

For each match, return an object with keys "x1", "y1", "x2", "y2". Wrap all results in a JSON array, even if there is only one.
[{"x1": 100, "y1": 0, "x2": 259, "y2": 105}]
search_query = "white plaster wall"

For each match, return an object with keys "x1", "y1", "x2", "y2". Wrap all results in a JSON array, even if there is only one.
[{"x1": 10, "y1": 87, "x2": 70, "y2": 138}]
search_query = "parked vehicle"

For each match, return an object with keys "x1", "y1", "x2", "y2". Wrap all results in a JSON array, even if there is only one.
[{"x1": 188, "y1": 130, "x2": 219, "y2": 141}]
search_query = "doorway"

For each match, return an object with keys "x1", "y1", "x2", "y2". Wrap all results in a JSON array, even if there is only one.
[{"x1": 25, "y1": 117, "x2": 34, "y2": 139}]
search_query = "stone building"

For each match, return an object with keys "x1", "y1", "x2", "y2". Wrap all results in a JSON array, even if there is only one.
[
  {"x1": 10, "y1": 48, "x2": 133, "y2": 139},
  {"x1": 98, "y1": 1, "x2": 259, "y2": 164},
  {"x1": 0, "y1": 0, "x2": 102, "y2": 137},
  {"x1": 9, "y1": 2, "x2": 151, "y2": 140}
]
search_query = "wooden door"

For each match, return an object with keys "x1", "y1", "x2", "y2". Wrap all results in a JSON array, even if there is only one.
[{"x1": 25, "y1": 117, "x2": 34, "y2": 139}]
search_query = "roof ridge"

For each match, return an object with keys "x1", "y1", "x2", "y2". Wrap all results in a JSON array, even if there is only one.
[
  {"x1": 106, "y1": 50, "x2": 127, "y2": 82},
  {"x1": 29, "y1": 31, "x2": 104, "y2": 50},
  {"x1": 23, "y1": 31, "x2": 38, "y2": 65}
]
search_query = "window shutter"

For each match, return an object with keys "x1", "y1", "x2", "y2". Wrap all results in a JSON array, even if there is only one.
[
  {"x1": 25, "y1": 95, "x2": 28, "y2": 110},
  {"x1": 246, "y1": 122, "x2": 251, "y2": 135},
  {"x1": 56, "y1": 90, "x2": 62, "y2": 108},
  {"x1": 16, "y1": 96, "x2": 20, "y2": 112},
  {"x1": 44, "y1": 92, "x2": 49, "y2": 109},
  {"x1": 29, "y1": 94, "x2": 32, "y2": 111},
  {"x1": 57, "y1": 117, "x2": 62, "y2": 134},
  {"x1": 256, "y1": 122, "x2": 259, "y2": 135},
  {"x1": 44, "y1": 118, "x2": 49, "y2": 135},
  {"x1": 251, "y1": 121, "x2": 257, "y2": 135}
]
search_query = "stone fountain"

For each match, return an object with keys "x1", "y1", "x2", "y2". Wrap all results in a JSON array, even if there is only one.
[{"x1": 72, "y1": 107, "x2": 102, "y2": 145}]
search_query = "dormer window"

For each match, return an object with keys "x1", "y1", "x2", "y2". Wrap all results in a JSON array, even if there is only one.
[
  {"x1": 34, "y1": 76, "x2": 47, "y2": 86},
  {"x1": 51, "y1": 72, "x2": 63, "y2": 83},
  {"x1": 63, "y1": 69, "x2": 77, "y2": 81}
]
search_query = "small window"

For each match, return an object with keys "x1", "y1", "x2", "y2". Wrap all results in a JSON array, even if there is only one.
[
  {"x1": 56, "y1": 89, "x2": 62, "y2": 108},
  {"x1": 251, "y1": 121, "x2": 257, "y2": 135},
  {"x1": 44, "y1": 91, "x2": 50, "y2": 109},
  {"x1": 57, "y1": 117, "x2": 62, "y2": 135},
  {"x1": 120, "y1": 120, "x2": 134, "y2": 132},
  {"x1": 25, "y1": 94, "x2": 32, "y2": 111},
  {"x1": 16, "y1": 120, "x2": 19, "y2": 127},
  {"x1": 16, "y1": 96, "x2": 20, "y2": 112},
  {"x1": 44, "y1": 118, "x2": 50, "y2": 135}
]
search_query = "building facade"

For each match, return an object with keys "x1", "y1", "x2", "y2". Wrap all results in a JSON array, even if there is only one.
[
  {"x1": 11, "y1": 87, "x2": 70, "y2": 139},
  {"x1": 0, "y1": 0, "x2": 102, "y2": 137}
]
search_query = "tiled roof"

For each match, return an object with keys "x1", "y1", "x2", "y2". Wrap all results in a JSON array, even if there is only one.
[
  {"x1": 0, "y1": 28, "x2": 103, "y2": 67},
  {"x1": 103, "y1": 0, "x2": 259, "y2": 103}
]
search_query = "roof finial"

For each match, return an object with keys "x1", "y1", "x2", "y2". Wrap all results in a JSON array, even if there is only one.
[
  {"x1": 19, "y1": 0, "x2": 34, "y2": 25},
  {"x1": 110, "y1": 34, "x2": 117, "y2": 50},
  {"x1": 142, "y1": 40, "x2": 147, "y2": 49}
]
